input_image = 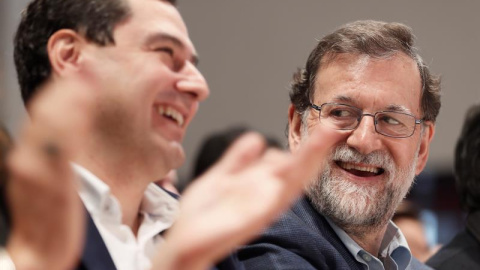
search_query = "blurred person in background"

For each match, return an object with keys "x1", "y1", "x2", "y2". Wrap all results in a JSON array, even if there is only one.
[
  {"x1": 392, "y1": 200, "x2": 440, "y2": 262},
  {"x1": 189, "y1": 126, "x2": 282, "y2": 188},
  {"x1": 0, "y1": 124, "x2": 13, "y2": 245},
  {"x1": 0, "y1": 125, "x2": 12, "y2": 185},
  {"x1": 427, "y1": 104, "x2": 480, "y2": 269}
]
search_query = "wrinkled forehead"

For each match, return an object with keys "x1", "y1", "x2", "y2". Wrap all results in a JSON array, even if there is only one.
[
  {"x1": 316, "y1": 52, "x2": 422, "y2": 89},
  {"x1": 313, "y1": 53, "x2": 423, "y2": 114},
  {"x1": 318, "y1": 52, "x2": 420, "y2": 78}
]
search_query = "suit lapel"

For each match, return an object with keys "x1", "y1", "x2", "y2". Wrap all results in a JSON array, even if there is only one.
[
  {"x1": 77, "y1": 186, "x2": 179, "y2": 269},
  {"x1": 77, "y1": 212, "x2": 116, "y2": 270}
]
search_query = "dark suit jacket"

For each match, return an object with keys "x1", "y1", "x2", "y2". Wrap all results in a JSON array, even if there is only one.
[
  {"x1": 0, "y1": 187, "x2": 171, "y2": 270},
  {"x1": 238, "y1": 196, "x2": 431, "y2": 270},
  {"x1": 427, "y1": 211, "x2": 480, "y2": 270},
  {"x1": 76, "y1": 188, "x2": 243, "y2": 270},
  {"x1": 0, "y1": 186, "x2": 243, "y2": 270},
  {"x1": 0, "y1": 200, "x2": 117, "y2": 269},
  {"x1": 76, "y1": 212, "x2": 116, "y2": 270},
  {"x1": 426, "y1": 230, "x2": 480, "y2": 270}
]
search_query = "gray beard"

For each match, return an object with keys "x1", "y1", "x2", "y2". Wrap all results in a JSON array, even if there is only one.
[{"x1": 306, "y1": 143, "x2": 417, "y2": 237}]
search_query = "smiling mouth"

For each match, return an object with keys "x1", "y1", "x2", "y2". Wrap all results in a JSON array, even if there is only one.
[
  {"x1": 157, "y1": 105, "x2": 185, "y2": 127},
  {"x1": 336, "y1": 161, "x2": 385, "y2": 177}
]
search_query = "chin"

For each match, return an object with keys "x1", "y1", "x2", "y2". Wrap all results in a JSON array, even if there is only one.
[{"x1": 165, "y1": 141, "x2": 186, "y2": 169}]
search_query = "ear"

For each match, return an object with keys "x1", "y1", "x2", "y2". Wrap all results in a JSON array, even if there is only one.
[
  {"x1": 47, "y1": 29, "x2": 84, "y2": 77},
  {"x1": 288, "y1": 104, "x2": 303, "y2": 153},
  {"x1": 415, "y1": 122, "x2": 435, "y2": 175}
]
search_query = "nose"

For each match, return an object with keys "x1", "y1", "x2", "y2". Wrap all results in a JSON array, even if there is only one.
[
  {"x1": 346, "y1": 114, "x2": 383, "y2": 155},
  {"x1": 176, "y1": 61, "x2": 210, "y2": 102}
]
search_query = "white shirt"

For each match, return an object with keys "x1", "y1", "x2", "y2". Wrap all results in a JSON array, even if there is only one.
[{"x1": 74, "y1": 164, "x2": 179, "y2": 270}]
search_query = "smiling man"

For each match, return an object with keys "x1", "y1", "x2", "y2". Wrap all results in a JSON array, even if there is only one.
[
  {"x1": 238, "y1": 20, "x2": 440, "y2": 270},
  {"x1": 6, "y1": 0, "x2": 344, "y2": 269},
  {"x1": 13, "y1": 0, "x2": 207, "y2": 269}
]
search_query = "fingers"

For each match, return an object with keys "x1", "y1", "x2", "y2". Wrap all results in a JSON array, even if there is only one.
[
  {"x1": 3, "y1": 78, "x2": 89, "y2": 270},
  {"x1": 276, "y1": 125, "x2": 337, "y2": 188},
  {"x1": 28, "y1": 79, "x2": 94, "y2": 156},
  {"x1": 9, "y1": 128, "x2": 69, "y2": 181},
  {"x1": 210, "y1": 132, "x2": 266, "y2": 174},
  {"x1": 260, "y1": 148, "x2": 287, "y2": 166}
]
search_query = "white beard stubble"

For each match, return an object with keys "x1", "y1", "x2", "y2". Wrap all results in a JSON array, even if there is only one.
[{"x1": 302, "y1": 123, "x2": 419, "y2": 235}]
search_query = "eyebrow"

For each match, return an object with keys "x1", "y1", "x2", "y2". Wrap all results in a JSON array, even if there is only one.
[
  {"x1": 330, "y1": 95, "x2": 413, "y2": 114},
  {"x1": 145, "y1": 33, "x2": 199, "y2": 66},
  {"x1": 384, "y1": 104, "x2": 412, "y2": 114},
  {"x1": 331, "y1": 95, "x2": 355, "y2": 104}
]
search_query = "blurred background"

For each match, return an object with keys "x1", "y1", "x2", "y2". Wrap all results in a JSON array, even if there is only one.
[{"x1": 1, "y1": 0, "x2": 479, "y2": 255}]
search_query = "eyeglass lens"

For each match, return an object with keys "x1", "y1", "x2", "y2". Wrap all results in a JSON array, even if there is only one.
[{"x1": 318, "y1": 103, "x2": 417, "y2": 137}]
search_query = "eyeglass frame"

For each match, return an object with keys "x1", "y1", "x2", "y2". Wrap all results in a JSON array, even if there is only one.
[{"x1": 309, "y1": 102, "x2": 424, "y2": 138}]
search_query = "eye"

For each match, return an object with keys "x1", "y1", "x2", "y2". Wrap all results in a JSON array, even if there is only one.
[
  {"x1": 329, "y1": 108, "x2": 355, "y2": 118},
  {"x1": 154, "y1": 47, "x2": 174, "y2": 57},
  {"x1": 379, "y1": 115, "x2": 401, "y2": 125},
  {"x1": 154, "y1": 47, "x2": 185, "y2": 71}
]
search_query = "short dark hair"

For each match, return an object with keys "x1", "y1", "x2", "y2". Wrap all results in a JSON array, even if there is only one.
[
  {"x1": 192, "y1": 126, "x2": 282, "y2": 179},
  {"x1": 290, "y1": 20, "x2": 441, "y2": 123},
  {"x1": 14, "y1": 0, "x2": 176, "y2": 105},
  {"x1": 454, "y1": 104, "x2": 480, "y2": 213}
]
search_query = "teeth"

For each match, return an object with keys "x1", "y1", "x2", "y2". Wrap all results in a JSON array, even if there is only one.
[
  {"x1": 339, "y1": 162, "x2": 379, "y2": 174},
  {"x1": 157, "y1": 106, "x2": 185, "y2": 127}
]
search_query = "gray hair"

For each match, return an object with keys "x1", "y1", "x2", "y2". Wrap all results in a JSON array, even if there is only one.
[{"x1": 290, "y1": 20, "x2": 441, "y2": 123}]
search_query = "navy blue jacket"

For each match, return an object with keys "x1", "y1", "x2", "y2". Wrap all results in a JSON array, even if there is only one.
[
  {"x1": 77, "y1": 213, "x2": 116, "y2": 270},
  {"x1": 238, "y1": 196, "x2": 430, "y2": 270},
  {"x1": 0, "y1": 188, "x2": 242, "y2": 270}
]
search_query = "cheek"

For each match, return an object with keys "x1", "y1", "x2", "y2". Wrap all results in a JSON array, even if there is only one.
[
  {"x1": 386, "y1": 139, "x2": 420, "y2": 169},
  {"x1": 186, "y1": 102, "x2": 199, "y2": 125},
  {"x1": 304, "y1": 114, "x2": 321, "y2": 137},
  {"x1": 128, "y1": 67, "x2": 174, "y2": 100}
]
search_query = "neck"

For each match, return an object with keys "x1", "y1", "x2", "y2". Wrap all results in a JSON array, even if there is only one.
[{"x1": 76, "y1": 142, "x2": 169, "y2": 234}]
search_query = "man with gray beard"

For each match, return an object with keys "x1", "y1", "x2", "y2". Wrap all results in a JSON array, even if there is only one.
[
  {"x1": 238, "y1": 20, "x2": 440, "y2": 270},
  {"x1": 309, "y1": 143, "x2": 416, "y2": 234}
]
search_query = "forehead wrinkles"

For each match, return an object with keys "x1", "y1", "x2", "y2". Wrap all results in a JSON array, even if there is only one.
[
  {"x1": 337, "y1": 54, "x2": 371, "y2": 81},
  {"x1": 313, "y1": 54, "x2": 367, "y2": 100},
  {"x1": 314, "y1": 53, "x2": 422, "y2": 112},
  {"x1": 348, "y1": 55, "x2": 370, "y2": 81}
]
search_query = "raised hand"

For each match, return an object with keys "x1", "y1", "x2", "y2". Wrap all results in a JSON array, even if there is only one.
[
  {"x1": 153, "y1": 126, "x2": 337, "y2": 270},
  {"x1": 5, "y1": 81, "x2": 93, "y2": 270}
]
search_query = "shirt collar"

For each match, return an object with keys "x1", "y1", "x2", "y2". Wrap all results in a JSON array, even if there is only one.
[
  {"x1": 326, "y1": 217, "x2": 412, "y2": 269},
  {"x1": 73, "y1": 163, "x2": 179, "y2": 225}
]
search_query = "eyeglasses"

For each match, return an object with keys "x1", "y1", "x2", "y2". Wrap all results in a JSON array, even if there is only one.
[{"x1": 310, "y1": 102, "x2": 424, "y2": 138}]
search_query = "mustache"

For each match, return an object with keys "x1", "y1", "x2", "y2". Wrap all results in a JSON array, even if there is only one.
[{"x1": 330, "y1": 144, "x2": 395, "y2": 173}]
